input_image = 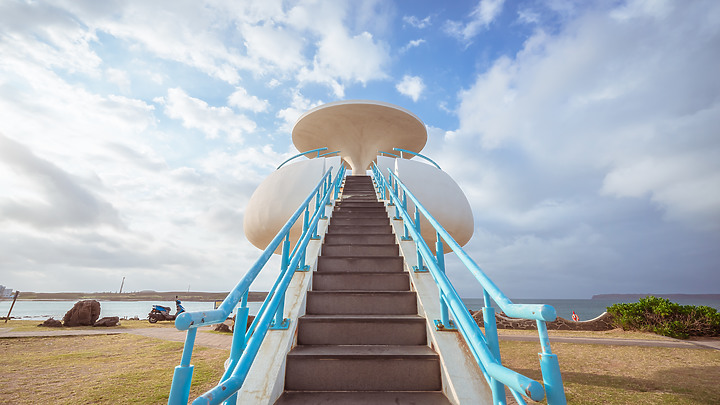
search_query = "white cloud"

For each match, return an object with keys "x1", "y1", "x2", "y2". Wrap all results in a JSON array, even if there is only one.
[
  {"x1": 400, "y1": 38, "x2": 426, "y2": 53},
  {"x1": 395, "y1": 75, "x2": 425, "y2": 102},
  {"x1": 403, "y1": 15, "x2": 432, "y2": 29},
  {"x1": 160, "y1": 88, "x2": 256, "y2": 142},
  {"x1": 446, "y1": 0, "x2": 506, "y2": 42},
  {"x1": 276, "y1": 90, "x2": 323, "y2": 133},
  {"x1": 228, "y1": 87, "x2": 269, "y2": 113},
  {"x1": 453, "y1": 0, "x2": 720, "y2": 231},
  {"x1": 240, "y1": 21, "x2": 306, "y2": 72}
]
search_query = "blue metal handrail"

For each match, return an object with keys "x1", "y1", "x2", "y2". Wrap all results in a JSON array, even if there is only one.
[
  {"x1": 371, "y1": 163, "x2": 566, "y2": 405},
  {"x1": 392, "y1": 147, "x2": 441, "y2": 170},
  {"x1": 168, "y1": 164, "x2": 346, "y2": 405},
  {"x1": 276, "y1": 147, "x2": 329, "y2": 170}
]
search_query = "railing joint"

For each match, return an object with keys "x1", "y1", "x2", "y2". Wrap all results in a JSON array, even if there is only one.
[
  {"x1": 412, "y1": 265, "x2": 429, "y2": 273},
  {"x1": 269, "y1": 318, "x2": 291, "y2": 330},
  {"x1": 434, "y1": 319, "x2": 458, "y2": 331}
]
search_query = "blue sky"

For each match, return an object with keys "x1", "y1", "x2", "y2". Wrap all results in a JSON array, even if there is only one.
[{"x1": 1, "y1": 0, "x2": 718, "y2": 299}]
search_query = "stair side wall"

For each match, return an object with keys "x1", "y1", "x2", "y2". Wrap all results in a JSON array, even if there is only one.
[
  {"x1": 387, "y1": 204, "x2": 493, "y2": 405},
  {"x1": 235, "y1": 203, "x2": 334, "y2": 404}
]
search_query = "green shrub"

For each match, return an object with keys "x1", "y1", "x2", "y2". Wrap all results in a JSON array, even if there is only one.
[{"x1": 607, "y1": 296, "x2": 720, "y2": 339}]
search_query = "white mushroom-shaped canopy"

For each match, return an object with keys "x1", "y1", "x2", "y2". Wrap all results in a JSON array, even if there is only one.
[{"x1": 292, "y1": 100, "x2": 427, "y2": 175}]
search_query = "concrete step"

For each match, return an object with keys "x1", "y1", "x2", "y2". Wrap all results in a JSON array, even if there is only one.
[
  {"x1": 326, "y1": 224, "x2": 392, "y2": 234},
  {"x1": 276, "y1": 391, "x2": 450, "y2": 405},
  {"x1": 297, "y1": 315, "x2": 427, "y2": 345},
  {"x1": 317, "y1": 256, "x2": 403, "y2": 272},
  {"x1": 312, "y1": 272, "x2": 410, "y2": 291},
  {"x1": 333, "y1": 205, "x2": 388, "y2": 216},
  {"x1": 336, "y1": 201, "x2": 386, "y2": 208},
  {"x1": 322, "y1": 244, "x2": 398, "y2": 257},
  {"x1": 284, "y1": 345, "x2": 441, "y2": 391},
  {"x1": 275, "y1": 391, "x2": 451, "y2": 404},
  {"x1": 306, "y1": 291, "x2": 417, "y2": 315},
  {"x1": 332, "y1": 212, "x2": 388, "y2": 219},
  {"x1": 330, "y1": 217, "x2": 389, "y2": 226},
  {"x1": 323, "y1": 233, "x2": 396, "y2": 245}
]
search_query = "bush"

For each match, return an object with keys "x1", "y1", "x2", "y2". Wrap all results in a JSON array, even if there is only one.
[{"x1": 607, "y1": 296, "x2": 720, "y2": 339}]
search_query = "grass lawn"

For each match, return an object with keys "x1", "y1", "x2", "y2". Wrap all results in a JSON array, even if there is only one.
[
  {"x1": 501, "y1": 341, "x2": 720, "y2": 404},
  {"x1": 0, "y1": 334, "x2": 228, "y2": 404}
]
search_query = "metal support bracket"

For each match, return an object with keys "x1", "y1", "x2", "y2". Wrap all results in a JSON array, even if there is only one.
[
  {"x1": 295, "y1": 265, "x2": 310, "y2": 272},
  {"x1": 413, "y1": 265, "x2": 428, "y2": 273},
  {"x1": 434, "y1": 319, "x2": 458, "y2": 331},
  {"x1": 310, "y1": 236, "x2": 321, "y2": 240},
  {"x1": 400, "y1": 236, "x2": 413, "y2": 241},
  {"x1": 269, "y1": 318, "x2": 290, "y2": 330}
]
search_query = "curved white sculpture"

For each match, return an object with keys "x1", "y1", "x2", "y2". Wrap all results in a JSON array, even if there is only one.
[
  {"x1": 292, "y1": 100, "x2": 427, "y2": 175},
  {"x1": 377, "y1": 156, "x2": 474, "y2": 252},
  {"x1": 244, "y1": 100, "x2": 474, "y2": 254},
  {"x1": 244, "y1": 157, "x2": 341, "y2": 251}
]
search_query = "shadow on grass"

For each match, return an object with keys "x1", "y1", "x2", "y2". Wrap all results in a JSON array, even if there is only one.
[{"x1": 513, "y1": 365, "x2": 720, "y2": 405}]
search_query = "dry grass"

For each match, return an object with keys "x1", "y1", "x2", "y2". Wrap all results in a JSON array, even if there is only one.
[
  {"x1": 501, "y1": 341, "x2": 720, "y2": 404},
  {"x1": 0, "y1": 334, "x2": 228, "y2": 404}
]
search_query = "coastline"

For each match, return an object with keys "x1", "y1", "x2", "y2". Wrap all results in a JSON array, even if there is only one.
[{"x1": 3, "y1": 291, "x2": 268, "y2": 302}]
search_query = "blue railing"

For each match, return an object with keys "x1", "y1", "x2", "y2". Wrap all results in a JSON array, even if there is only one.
[
  {"x1": 168, "y1": 164, "x2": 346, "y2": 405},
  {"x1": 276, "y1": 147, "x2": 341, "y2": 170},
  {"x1": 392, "y1": 147, "x2": 441, "y2": 170},
  {"x1": 371, "y1": 163, "x2": 566, "y2": 405}
]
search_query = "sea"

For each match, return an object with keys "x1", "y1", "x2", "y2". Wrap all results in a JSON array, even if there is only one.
[
  {"x1": 2, "y1": 297, "x2": 719, "y2": 322},
  {"x1": 0, "y1": 300, "x2": 263, "y2": 321},
  {"x1": 463, "y1": 297, "x2": 720, "y2": 321}
]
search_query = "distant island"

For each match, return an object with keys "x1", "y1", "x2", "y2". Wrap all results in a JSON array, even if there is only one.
[
  {"x1": 592, "y1": 293, "x2": 720, "y2": 300},
  {"x1": 6, "y1": 290, "x2": 268, "y2": 302}
]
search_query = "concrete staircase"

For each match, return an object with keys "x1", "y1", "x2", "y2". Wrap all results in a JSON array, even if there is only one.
[{"x1": 275, "y1": 175, "x2": 451, "y2": 404}]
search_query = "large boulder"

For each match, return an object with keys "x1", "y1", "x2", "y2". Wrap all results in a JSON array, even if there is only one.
[
  {"x1": 63, "y1": 300, "x2": 101, "y2": 327},
  {"x1": 93, "y1": 316, "x2": 120, "y2": 327}
]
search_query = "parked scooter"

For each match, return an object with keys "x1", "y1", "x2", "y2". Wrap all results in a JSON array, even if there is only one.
[{"x1": 148, "y1": 297, "x2": 185, "y2": 323}]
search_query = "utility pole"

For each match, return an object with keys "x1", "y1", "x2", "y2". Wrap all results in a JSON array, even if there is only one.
[{"x1": 119, "y1": 276, "x2": 125, "y2": 294}]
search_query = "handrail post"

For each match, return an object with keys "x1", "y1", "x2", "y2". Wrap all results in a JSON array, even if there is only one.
[
  {"x1": 271, "y1": 235, "x2": 291, "y2": 329},
  {"x1": 168, "y1": 328, "x2": 197, "y2": 405},
  {"x1": 298, "y1": 205, "x2": 310, "y2": 271},
  {"x1": 222, "y1": 292, "x2": 249, "y2": 405},
  {"x1": 435, "y1": 234, "x2": 455, "y2": 330},
  {"x1": 537, "y1": 320, "x2": 567, "y2": 404},
  {"x1": 401, "y1": 191, "x2": 411, "y2": 240},
  {"x1": 413, "y1": 208, "x2": 427, "y2": 272}
]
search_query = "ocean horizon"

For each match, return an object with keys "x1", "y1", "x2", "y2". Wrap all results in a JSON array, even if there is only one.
[{"x1": 3, "y1": 297, "x2": 719, "y2": 322}]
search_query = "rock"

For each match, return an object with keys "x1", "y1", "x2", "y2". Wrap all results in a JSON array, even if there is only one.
[
  {"x1": 93, "y1": 316, "x2": 120, "y2": 327},
  {"x1": 214, "y1": 322, "x2": 232, "y2": 333},
  {"x1": 38, "y1": 318, "x2": 63, "y2": 327},
  {"x1": 62, "y1": 300, "x2": 101, "y2": 327},
  {"x1": 130, "y1": 316, "x2": 139, "y2": 321}
]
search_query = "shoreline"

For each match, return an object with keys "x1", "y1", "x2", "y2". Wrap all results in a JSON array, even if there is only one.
[{"x1": 2, "y1": 291, "x2": 268, "y2": 302}]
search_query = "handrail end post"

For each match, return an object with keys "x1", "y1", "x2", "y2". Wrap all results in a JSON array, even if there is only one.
[
  {"x1": 539, "y1": 352, "x2": 567, "y2": 405},
  {"x1": 168, "y1": 364, "x2": 194, "y2": 405}
]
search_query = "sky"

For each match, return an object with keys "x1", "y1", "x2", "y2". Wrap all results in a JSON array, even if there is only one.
[{"x1": 0, "y1": 0, "x2": 718, "y2": 299}]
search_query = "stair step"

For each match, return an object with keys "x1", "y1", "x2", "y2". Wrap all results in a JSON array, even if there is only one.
[
  {"x1": 297, "y1": 315, "x2": 427, "y2": 345},
  {"x1": 323, "y1": 233, "x2": 396, "y2": 245},
  {"x1": 336, "y1": 202, "x2": 386, "y2": 208},
  {"x1": 275, "y1": 391, "x2": 451, "y2": 405},
  {"x1": 317, "y1": 256, "x2": 403, "y2": 272},
  {"x1": 322, "y1": 244, "x2": 398, "y2": 257},
  {"x1": 284, "y1": 345, "x2": 441, "y2": 391},
  {"x1": 312, "y1": 272, "x2": 409, "y2": 291},
  {"x1": 331, "y1": 210, "x2": 388, "y2": 218},
  {"x1": 326, "y1": 224, "x2": 393, "y2": 234},
  {"x1": 306, "y1": 291, "x2": 417, "y2": 315},
  {"x1": 330, "y1": 217, "x2": 389, "y2": 226}
]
